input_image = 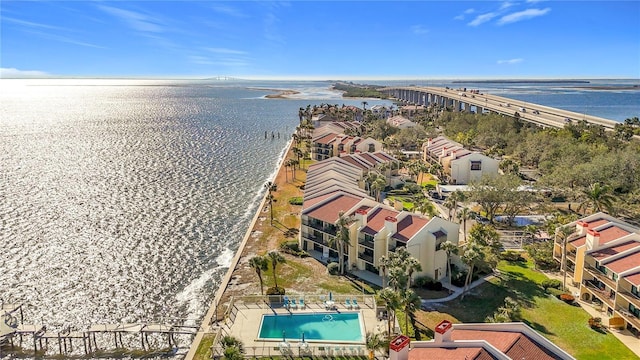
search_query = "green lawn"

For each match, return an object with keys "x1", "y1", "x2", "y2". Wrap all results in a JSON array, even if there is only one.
[
  {"x1": 494, "y1": 261, "x2": 637, "y2": 360},
  {"x1": 417, "y1": 260, "x2": 638, "y2": 360}
]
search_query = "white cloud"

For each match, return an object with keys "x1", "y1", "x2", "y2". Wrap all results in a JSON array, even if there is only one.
[
  {"x1": 3, "y1": 17, "x2": 64, "y2": 30},
  {"x1": 0, "y1": 68, "x2": 49, "y2": 78},
  {"x1": 206, "y1": 48, "x2": 248, "y2": 55},
  {"x1": 98, "y1": 5, "x2": 165, "y2": 33},
  {"x1": 497, "y1": 58, "x2": 524, "y2": 65},
  {"x1": 500, "y1": 2, "x2": 515, "y2": 10},
  {"x1": 468, "y1": 12, "x2": 498, "y2": 27},
  {"x1": 210, "y1": 4, "x2": 248, "y2": 18},
  {"x1": 498, "y1": 8, "x2": 551, "y2": 25},
  {"x1": 455, "y1": 8, "x2": 475, "y2": 20},
  {"x1": 411, "y1": 25, "x2": 429, "y2": 35}
]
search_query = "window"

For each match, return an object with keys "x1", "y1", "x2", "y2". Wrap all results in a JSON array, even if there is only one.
[
  {"x1": 368, "y1": 143, "x2": 375, "y2": 152},
  {"x1": 632, "y1": 285, "x2": 639, "y2": 298},
  {"x1": 595, "y1": 261, "x2": 608, "y2": 275},
  {"x1": 338, "y1": 144, "x2": 344, "y2": 152},
  {"x1": 470, "y1": 161, "x2": 482, "y2": 171},
  {"x1": 350, "y1": 145, "x2": 357, "y2": 153}
]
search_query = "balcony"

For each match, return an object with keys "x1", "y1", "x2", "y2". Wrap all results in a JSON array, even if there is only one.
[
  {"x1": 566, "y1": 252, "x2": 576, "y2": 263},
  {"x1": 615, "y1": 307, "x2": 640, "y2": 330},
  {"x1": 618, "y1": 289, "x2": 640, "y2": 308},
  {"x1": 358, "y1": 237, "x2": 375, "y2": 249},
  {"x1": 584, "y1": 265, "x2": 617, "y2": 290},
  {"x1": 583, "y1": 280, "x2": 615, "y2": 308},
  {"x1": 302, "y1": 233, "x2": 328, "y2": 247},
  {"x1": 358, "y1": 252, "x2": 374, "y2": 264},
  {"x1": 302, "y1": 220, "x2": 336, "y2": 236}
]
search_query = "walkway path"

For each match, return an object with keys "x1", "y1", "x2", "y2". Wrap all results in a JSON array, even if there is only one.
[{"x1": 422, "y1": 273, "x2": 496, "y2": 304}]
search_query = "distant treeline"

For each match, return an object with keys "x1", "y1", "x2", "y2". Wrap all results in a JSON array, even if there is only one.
[{"x1": 332, "y1": 82, "x2": 389, "y2": 98}]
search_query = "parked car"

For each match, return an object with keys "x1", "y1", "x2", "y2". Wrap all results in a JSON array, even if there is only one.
[
  {"x1": 475, "y1": 215, "x2": 490, "y2": 224},
  {"x1": 532, "y1": 110, "x2": 540, "y2": 114}
]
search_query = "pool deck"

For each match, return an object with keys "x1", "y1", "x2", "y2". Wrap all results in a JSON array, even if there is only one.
[{"x1": 213, "y1": 295, "x2": 384, "y2": 358}]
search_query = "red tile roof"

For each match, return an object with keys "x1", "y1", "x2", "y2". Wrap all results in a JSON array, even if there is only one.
[
  {"x1": 392, "y1": 215, "x2": 429, "y2": 242},
  {"x1": 604, "y1": 250, "x2": 640, "y2": 274},
  {"x1": 314, "y1": 133, "x2": 337, "y2": 145},
  {"x1": 304, "y1": 193, "x2": 363, "y2": 224},
  {"x1": 569, "y1": 235, "x2": 586, "y2": 247},
  {"x1": 587, "y1": 218, "x2": 610, "y2": 228},
  {"x1": 361, "y1": 208, "x2": 399, "y2": 235},
  {"x1": 597, "y1": 225, "x2": 631, "y2": 244},
  {"x1": 453, "y1": 330, "x2": 562, "y2": 360},
  {"x1": 624, "y1": 271, "x2": 640, "y2": 287},
  {"x1": 408, "y1": 347, "x2": 495, "y2": 360},
  {"x1": 590, "y1": 241, "x2": 640, "y2": 261}
]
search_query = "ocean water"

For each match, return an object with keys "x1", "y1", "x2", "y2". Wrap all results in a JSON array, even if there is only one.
[
  {"x1": 0, "y1": 79, "x2": 391, "y2": 356},
  {"x1": 0, "y1": 78, "x2": 636, "y2": 356}
]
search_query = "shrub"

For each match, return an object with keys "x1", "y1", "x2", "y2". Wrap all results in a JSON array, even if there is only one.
[
  {"x1": 588, "y1": 317, "x2": 603, "y2": 329},
  {"x1": 327, "y1": 262, "x2": 340, "y2": 275},
  {"x1": 546, "y1": 288, "x2": 565, "y2": 297},
  {"x1": 541, "y1": 279, "x2": 562, "y2": 290},
  {"x1": 266, "y1": 286, "x2": 285, "y2": 295},
  {"x1": 413, "y1": 276, "x2": 430, "y2": 288},
  {"x1": 288, "y1": 196, "x2": 303, "y2": 205},
  {"x1": 413, "y1": 276, "x2": 443, "y2": 290},
  {"x1": 279, "y1": 241, "x2": 308, "y2": 257},
  {"x1": 560, "y1": 293, "x2": 575, "y2": 303},
  {"x1": 500, "y1": 251, "x2": 525, "y2": 262}
]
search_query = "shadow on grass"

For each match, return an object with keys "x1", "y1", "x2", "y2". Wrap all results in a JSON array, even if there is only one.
[
  {"x1": 496, "y1": 269, "x2": 547, "y2": 309},
  {"x1": 522, "y1": 319, "x2": 556, "y2": 336}
]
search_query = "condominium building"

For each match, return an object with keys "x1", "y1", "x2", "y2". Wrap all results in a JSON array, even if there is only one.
[
  {"x1": 300, "y1": 155, "x2": 460, "y2": 285},
  {"x1": 553, "y1": 212, "x2": 640, "y2": 336},
  {"x1": 423, "y1": 136, "x2": 499, "y2": 185}
]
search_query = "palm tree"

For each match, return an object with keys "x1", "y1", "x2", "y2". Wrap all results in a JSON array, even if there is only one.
[
  {"x1": 292, "y1": 147, "x2": 303, "y2": 168},
  {"x1": 371, "y1": 177, "x2": 386, "y2": 202},
  {"x1": 335, "y1": 211, "x2": 352, "y2": 275},
  {"x1": 461, "y1": 242, "x2": 484, "y2": 300},
  {"x1": 267, "y1": 251, "x2": 286, "y2": 290},
  {"x1": 379, "y1": 255, "x2": 391, "y2": 288},
  {"x1": 365, "y1": 332, "x2": 384, "y2": 360},
  {"x1": 440, "y1": 241, "x2": 459, "y2": 291},
  {"x1": 449, "y1": 191, "x2": 466, "y2": 221},
  {"x1": 387, "y1": 266, "x2": 407, "y2": 291},
  {"x1": 556, "y1": 225, "x2": 575, "y2": 291},
  {"x1": 220, "y1": 335, "x2": 244, "y2": 360},
  {"x1": 378, "y1": 287, "x2": 399, "y2": 335},
  {"x1": 264, "y1": 181, "x2": 276, "y2": 225},
  {"x1": 442, "y1": 197, "x2": 456, "y2": 221},
  {"x1": 578, "y1": 182, "x2": 616, "y2": 215},
  {"x1": 416, "y1": 198, "x2": 437, "y2": 217},
  {"x1": 405, "y1": 257, "x2": 422, "y2": 290},
  {"x1": 249, "y1": 255, "x2": 268, "y2": 295},
  {"x1": 399, "y1": 289, "x2": 421, "y2": 334},
  {"x1": 361, "y1": 101, "x2": 368, "y2": 111},
  {"x1": 457, "y1": 207, "x2": 472, "y2": 243}
]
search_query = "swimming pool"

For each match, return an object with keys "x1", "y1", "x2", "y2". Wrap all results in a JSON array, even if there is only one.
[{"x1": 258, "y1": 312, "x2": 364, "y2": 343}]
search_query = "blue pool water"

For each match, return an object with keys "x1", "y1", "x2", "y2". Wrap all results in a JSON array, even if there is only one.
[{"x1": 258, "y1": 312, "x2": 364, "y2": 342}]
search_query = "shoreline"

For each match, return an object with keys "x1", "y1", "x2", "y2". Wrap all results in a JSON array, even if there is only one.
[{"x1": 184, "y1": 138, "x2": 294, "y2": 360}]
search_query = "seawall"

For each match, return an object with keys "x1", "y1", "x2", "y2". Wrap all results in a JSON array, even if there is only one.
[{"x1": 184, "y1": 138, "x2": 294, "y2": 359}]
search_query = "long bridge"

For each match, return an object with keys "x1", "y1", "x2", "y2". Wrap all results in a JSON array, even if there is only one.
[{"x1": 381, "y1": 86, "x2": 621, "y2": 130}]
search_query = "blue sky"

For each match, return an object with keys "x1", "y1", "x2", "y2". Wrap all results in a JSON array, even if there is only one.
[{"x1": 1, "y1": 1, "x2": 639, "y2": 79}]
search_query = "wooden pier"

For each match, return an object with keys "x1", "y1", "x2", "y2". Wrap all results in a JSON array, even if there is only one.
[{"x1": 1, "y1": 303, "x2": 198, "y2": 356}]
